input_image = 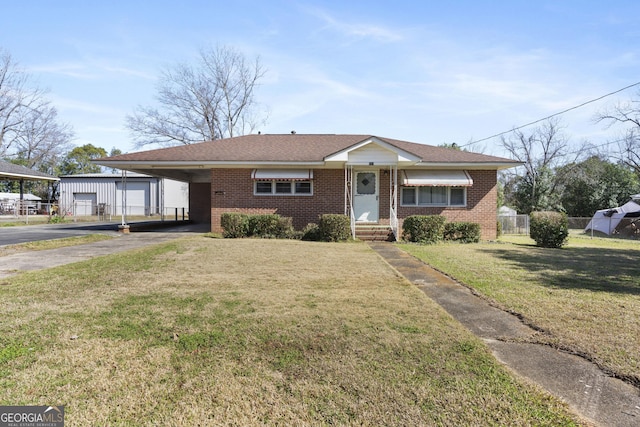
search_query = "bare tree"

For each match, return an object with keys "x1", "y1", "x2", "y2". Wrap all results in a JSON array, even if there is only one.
[
  {"x1": 595, "y1": 92, "x2": 640, "y2": 175},
  {"x1": 0, "y1": 49, "x2": 48, "y2": 157},
  {"x1": 12, "y1": 104, "x2": 74, "y2": 171},
  {"x1": 126, "y1": 45, "x2": 266, "y2": 147},
  {"x1": 500, "y1": 118, "x2": 577, "y2": 213}
]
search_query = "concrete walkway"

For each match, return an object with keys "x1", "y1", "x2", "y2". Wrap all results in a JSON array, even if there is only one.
[{"x1": 369, "y1": 242, "x2": 640, "y2": 427}]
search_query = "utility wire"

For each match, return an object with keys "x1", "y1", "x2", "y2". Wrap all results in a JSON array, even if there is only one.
[{"x1": 460, "y1": 81, "x2": 640, "y2": 148}]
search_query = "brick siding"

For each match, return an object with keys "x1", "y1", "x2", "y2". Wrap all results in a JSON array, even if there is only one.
[
  {"x1": 395, "y1": 170, "x2": 498, "y2": 240},
  {"x1": 210, "y1": 169, "x2": 344, "y2": 232},
  {"x1": 206, "y1": 168, "x2": 498, "y2": 240}
]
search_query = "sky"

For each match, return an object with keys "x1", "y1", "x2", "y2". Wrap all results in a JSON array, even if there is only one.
[{"x1": 1, "y1": 0, "x2": 639, "y2": 157}]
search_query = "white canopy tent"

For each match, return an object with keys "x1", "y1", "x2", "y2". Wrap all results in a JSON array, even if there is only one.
[{"x1": 584, "y1": 199, "x2": 640, "y2": 235}]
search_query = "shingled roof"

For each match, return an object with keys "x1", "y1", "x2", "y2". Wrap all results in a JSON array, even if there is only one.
[
  {"x1": 0, "y1": 160, "x2": 59, "y2": 181},
  {"x1": 99, "y1": 134, "x2": 519, "y2": 166}
]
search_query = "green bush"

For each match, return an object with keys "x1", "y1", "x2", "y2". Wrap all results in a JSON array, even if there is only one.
[
  {"x1": 496, "y1": 220, "x2": 502, "y2": 238},
  {"x1": 48, "y1": 215, "x2": 66, "y2": 224},
  {"x1": 220, "y1": 213, "x2": 249, "y2": 238},
  {"x1": 443, "y1": 222, "x2": 481, "y2": 243},
  {"x1": 529, "y1": 211, "x2": 568, "y2": 248},
  {"x1": 318, "y1": 214, "x2": 351, "y2": 242},
  {"x1": 221, "y1": 213, "x2": 294, "y2": 239},
  {"x1": 301, "y1": 223, "x2": 322, "y2": 241},
  {"x1": 401, "y1": 215, "x2": 446, "y2": 244},
  {"x1": 247, "y1": 214, "x2": 294, "y2": 238}
]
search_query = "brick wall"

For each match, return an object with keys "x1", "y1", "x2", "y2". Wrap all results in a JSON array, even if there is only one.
[
  {"x1": 395, "y1": 170, "x2": 498, "y2": 240},
  {"x1": 209, "y1": 168, "x2": 344, "y2": 232},
  {"x1": 206, "y1": 168, "x2": 498, "y2": 240}
]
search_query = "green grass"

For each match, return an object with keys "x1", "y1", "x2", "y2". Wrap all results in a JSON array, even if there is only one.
[
  {"x1": 399, "y1": 234, "x2": 640, "y2": 386},
  {"x1": 0, "y1": 237, "x2": 581, "y2": 425}
]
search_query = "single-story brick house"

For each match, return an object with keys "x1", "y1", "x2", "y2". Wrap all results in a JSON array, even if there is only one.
[{"x1": 96, "y1": 134, "x2": 521, "y2": 240}]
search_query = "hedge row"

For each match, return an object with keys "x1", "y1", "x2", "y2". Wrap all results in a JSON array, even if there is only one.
[
  {"x1": 220, "y1": 213, "x2": 352, "y2": 242},
  {"x1": 220, "y1": 213, "x2": 295, "y2": 239},
  {"x1": 222, "y1": 212, "x2": 568, "y2": 248},
  {"x1": 402, "y1": 215, "x2": 480, "y2": 244}
]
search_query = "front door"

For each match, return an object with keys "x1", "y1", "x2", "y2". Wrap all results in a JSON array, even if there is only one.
[{"x1": 354, "y1": 171, "x2": 379, "y2": 222}]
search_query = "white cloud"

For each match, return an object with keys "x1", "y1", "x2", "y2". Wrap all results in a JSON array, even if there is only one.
[
  {"x1": 305, "y1": 7, "x2": 404, "y2": 43},
  {"x1": 30, "y1": 58, "x2": 156, "y2": 81}
]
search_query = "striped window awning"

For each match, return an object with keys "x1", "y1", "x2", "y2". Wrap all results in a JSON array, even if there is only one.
[
  {"x1": 251, "y1": 169, "x2": 314, "y2": 181},
  {"x1": 402, "y1": 170, "x2": 473, "y2": 187}
]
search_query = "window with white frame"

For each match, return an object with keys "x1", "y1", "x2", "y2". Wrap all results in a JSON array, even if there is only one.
[
  {"x1": 254, "y1": 180, "x2": 313, "y2": 195},
  {"x1": 253, "y1": 169, "x2": 314, "y2": 196},
  {"x1": 401, "y1": 186, "x2": 467, "y2": 206}
]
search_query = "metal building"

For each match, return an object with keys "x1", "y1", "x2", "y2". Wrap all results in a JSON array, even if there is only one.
[{"x1": 58, "y1": 173, "x2": 188, "y2": 217}]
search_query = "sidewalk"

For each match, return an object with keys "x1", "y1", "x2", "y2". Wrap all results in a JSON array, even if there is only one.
[{"x1": 369, "y1": 242, "x2": 640, "y2": 427}]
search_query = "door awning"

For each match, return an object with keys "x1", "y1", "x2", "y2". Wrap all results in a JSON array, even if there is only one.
[
  {"x1": 251, "y1": 169, "x2": 314, "y2": 181},
  {"x1": 402, "y1": 170, "x2": 473, "y2": 186}
]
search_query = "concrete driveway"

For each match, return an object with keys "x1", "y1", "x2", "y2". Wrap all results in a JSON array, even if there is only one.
[
  {"x1": 1, "y1": 222, "x2": 114, "y2": 246},
  {"x1": 0, "y1": 221, "x2": 208, "y2": 279},
  {"x1": 0, "y1": 221, "x2": 206, "y2": 246}
]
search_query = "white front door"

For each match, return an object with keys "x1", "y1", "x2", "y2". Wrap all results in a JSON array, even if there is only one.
[{"x1": 354, "y1": 171, "x2": 379, "y2": 222}]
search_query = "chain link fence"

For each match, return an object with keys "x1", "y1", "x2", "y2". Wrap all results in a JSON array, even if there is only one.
[
  {"x1": 1, "y1": 200, "x2": 188, "y2": 225},
  {"x1": 499, "y1": 214, "x2": 640, "y2": 239}
]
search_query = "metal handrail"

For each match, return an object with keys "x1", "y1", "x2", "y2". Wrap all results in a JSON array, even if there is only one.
[
  {"x1": 390, "y1": 205, "x2": 398, "y2": 240},
  {"x1": 350, "y1": 204, "x2": 356, "y2": 239},
  {"x1": 389, "y1": 166, "x2": 398, "y2": 240}
]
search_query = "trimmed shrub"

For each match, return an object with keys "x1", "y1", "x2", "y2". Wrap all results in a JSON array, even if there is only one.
[
  {"x1": 443, "y1": 222, "x2": 481, "y2": 243},
  {"x1": 529, "y1": 211, "x2": 568, "y2": 248},
  {"x1": 221, "y1": 213, "x2": 294, "y2": 239},
  {"x1": 496, "y1": 220, "x2": 502, "y2": 238},
  {"x1": 301, "y1": 223, "x2": 322, "y2": 241},
  {"x1": 247, "y1": 214, "x2": 294, "y2": 238},
  {"x1": 318, "y1": 214, "x2": 351, "y2": 242},
  {"x1": 220, "y1": 212, "x2": 249, "y2": 238},
  {"x1": 402, "y1": 215, "x2": 446, "y2": 244}
]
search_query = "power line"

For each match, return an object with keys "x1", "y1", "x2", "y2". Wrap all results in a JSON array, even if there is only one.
[{"x1": 460, "y1": 81, "x2": 640, "y2": 148}]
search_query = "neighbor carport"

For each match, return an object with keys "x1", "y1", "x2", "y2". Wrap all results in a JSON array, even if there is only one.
[{"x1": 0, "y1": 160, "x2": 59, "y2": 213}]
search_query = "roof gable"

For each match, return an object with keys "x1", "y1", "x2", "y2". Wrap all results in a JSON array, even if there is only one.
[
  {"x1": 324, "y1": 136, "x2": 421, "y2": 164},
  {"x1": 97, "y1": 134, "x2": 520, "y2": 169}
]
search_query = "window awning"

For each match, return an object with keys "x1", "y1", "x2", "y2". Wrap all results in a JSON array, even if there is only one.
[
  {"x1": 251, "y1": 169, "x2": 314, "y2": 181},
  {"x1": 402, "y1": 170, "x2": 473, "y2": 187}
]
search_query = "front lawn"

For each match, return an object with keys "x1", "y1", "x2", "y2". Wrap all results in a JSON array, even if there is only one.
[
  {"x1": 399, "y1": 234, "x2": 640, "y2": 387},
  {"x1": 0, "y1": 238, "x2": 581, "y2": 425}
]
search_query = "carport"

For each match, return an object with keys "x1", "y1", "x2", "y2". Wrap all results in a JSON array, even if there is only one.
[{"x1": 0, "y1": 160, "x2": 59, "y2": 214}]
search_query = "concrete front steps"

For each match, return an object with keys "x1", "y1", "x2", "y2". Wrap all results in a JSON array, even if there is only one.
[{"x1": 355, "y1": 224, "x2": 395, "y2": 242}]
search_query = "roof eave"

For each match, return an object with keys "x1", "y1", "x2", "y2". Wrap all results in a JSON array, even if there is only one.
[
  {"x1": 94, "y1": 160, "x2": 328, "y2": 169},
  {"x1": 412, "y1": 161, "x2": 523, "y2": 170},
  {"x1": 0, "y1": 172, "x2": 60, "y2": 181}
]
